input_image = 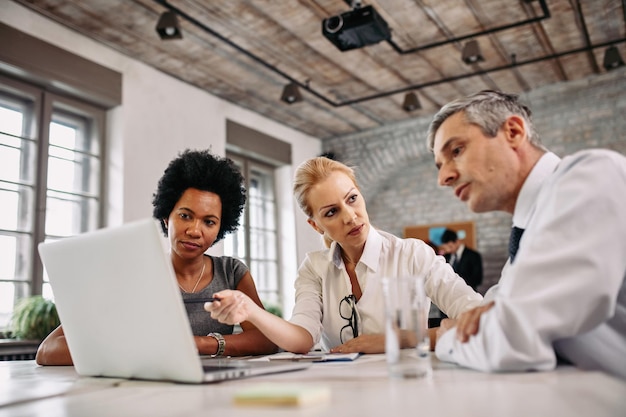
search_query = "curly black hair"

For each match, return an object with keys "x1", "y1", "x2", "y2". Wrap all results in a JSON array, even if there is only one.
[{"x1": 152, "y1": 149, "x2": 246, "y2": 245}]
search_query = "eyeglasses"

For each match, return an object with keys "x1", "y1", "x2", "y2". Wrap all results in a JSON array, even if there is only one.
[{"x1": 339, "y1": 294, "x2": 359, "y2": 343}]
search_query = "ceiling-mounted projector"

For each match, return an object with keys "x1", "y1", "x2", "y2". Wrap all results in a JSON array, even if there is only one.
[{"x1": 322, "y1": 5, "x2": 391, "y2": 52}]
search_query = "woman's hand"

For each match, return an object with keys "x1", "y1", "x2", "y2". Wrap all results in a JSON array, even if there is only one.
[
  {"x1": 330, "y1": 334, "x2": 385, "y2": 354},
  {"x1": 35, "y1": 325, "x2": 73, "y2": 366},
  {"x1": 204, "y1": 289, "x2": 257, "y2": 325}
]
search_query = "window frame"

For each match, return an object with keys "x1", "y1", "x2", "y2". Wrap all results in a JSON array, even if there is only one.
[
  {"x1": 225, "y1": 151, "x2": 283, "y2": 307},
  {"x1": 0, "y1": 73, "x2": 107, "y2": 329}
]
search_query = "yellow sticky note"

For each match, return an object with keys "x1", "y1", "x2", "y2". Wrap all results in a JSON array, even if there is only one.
[{"x1": 233, "y1": 383, "x2": 331, "y2": 407}]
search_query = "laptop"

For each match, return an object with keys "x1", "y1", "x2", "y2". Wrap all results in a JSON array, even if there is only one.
[{"x1": 38, "y1": 218, "x2": 309, "y2": 383}]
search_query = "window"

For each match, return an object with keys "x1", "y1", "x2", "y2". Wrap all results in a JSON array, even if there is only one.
[
  {"x1": 224, "y1": 153, "x2": 281, "y2": 307},
  {"x1": 0, "y1": 74, "x2": 105, "y2": 330}
]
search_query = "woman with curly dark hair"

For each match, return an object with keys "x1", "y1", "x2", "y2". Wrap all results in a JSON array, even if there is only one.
[
  {"x1": 152, "y1": 149, "x2": 246, "y2": 245},
  {"x1": 36, "y1": 150, "x2": 277, "y2": 365}
]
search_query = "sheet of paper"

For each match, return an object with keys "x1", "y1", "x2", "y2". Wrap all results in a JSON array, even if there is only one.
[{"x1": 265, "y1": 351, "x2": 361, "y2": 362}]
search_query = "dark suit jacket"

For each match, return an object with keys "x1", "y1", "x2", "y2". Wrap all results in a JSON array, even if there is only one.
[{"x1": 445, "y1": 246, "x2": 483, "y2": 291}]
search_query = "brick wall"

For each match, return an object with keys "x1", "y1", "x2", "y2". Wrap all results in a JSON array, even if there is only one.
[{"x1": 321, "y1": 69, "x2": 626, "y2": 294}]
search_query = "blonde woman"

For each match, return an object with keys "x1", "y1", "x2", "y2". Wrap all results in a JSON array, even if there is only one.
[{"x1": 206, "y1": 156, "x2": 482, "y2": 354}]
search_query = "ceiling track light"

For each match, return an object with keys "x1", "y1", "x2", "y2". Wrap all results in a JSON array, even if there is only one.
[
  {"x1": 154, "y1": 1, "x2": 624, "y2": 107},
  {"x1": 280, "y1": 82, "x2": 302, "y2": 104},
  {"x1": 603, "y1": 46, "x2": 625, "y2": 71},
  {"x1": 462, "y1": 40, "x2": 485, "y2": 65},
  {"x1": 156, "y1": 11, "x2": 183, "y2": 40},
  {"x1": 402, "y1": 92, "x2": 421, "y2": 112}
]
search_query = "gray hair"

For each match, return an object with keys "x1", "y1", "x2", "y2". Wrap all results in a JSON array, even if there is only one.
[{"x1": 426, "y1": 90, "x2": 544, "y2": 151}]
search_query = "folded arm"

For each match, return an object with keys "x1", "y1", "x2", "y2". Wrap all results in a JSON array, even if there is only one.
[{"x1": 36, "y1": 325, "x2": 73, "y2": 366}]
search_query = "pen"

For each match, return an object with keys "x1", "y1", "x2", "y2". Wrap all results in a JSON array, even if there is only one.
[{"x1": 183, "y1": 297, "x2": 220, "y2": 304}]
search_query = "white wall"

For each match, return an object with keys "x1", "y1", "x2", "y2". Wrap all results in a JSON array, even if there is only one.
[{"x1": 2, "y1": 2, "x2": 323, "y2": 316}]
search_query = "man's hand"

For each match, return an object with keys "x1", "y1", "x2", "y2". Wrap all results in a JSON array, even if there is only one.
[
  {"x1": 436, "y1": 318, "x2": 457, "y2": 343},
  {"x1": 454, "y1": 301, "x2": 495, "y2": 342}
]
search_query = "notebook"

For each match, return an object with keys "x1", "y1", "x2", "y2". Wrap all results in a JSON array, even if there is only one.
[{"x1": 38, "y1": 218, "x2": 309, "y2": 383}]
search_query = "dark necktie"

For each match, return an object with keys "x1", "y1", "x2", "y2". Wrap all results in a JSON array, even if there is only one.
[{"x1": 508, "y1": 226, "x2": 525, "y2": 263}]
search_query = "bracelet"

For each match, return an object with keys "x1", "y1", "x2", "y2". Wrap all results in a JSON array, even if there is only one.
[{"x1": 207, "y1": 332, "x2": 225, "y2": 358}]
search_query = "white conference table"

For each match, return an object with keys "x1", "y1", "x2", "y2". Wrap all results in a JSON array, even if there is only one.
[{"x1": 1, "y1": 354, "x2": 625, "y2": 417}]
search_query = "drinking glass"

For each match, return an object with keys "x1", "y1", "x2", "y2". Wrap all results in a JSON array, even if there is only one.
[{"x1": 381, "y1": 275, "x2": 432, "y2": 378}]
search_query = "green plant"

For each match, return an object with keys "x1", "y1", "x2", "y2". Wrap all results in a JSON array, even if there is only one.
[
  {"x1": 10, "y1": 296, "x2": 60, "y2": 341},
  {"x1": 263, "y1": 302, "x2": 283, "y2": 318}
]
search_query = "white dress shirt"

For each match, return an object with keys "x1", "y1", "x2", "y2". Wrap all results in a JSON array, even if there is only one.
[
  {"x1": 436, "y1": 150, "x2": 626, "y2": 380},
  {"x1": 289, "y1": 227, "x2": 483, "y2": 350},
  {"x1": 449, "y1": 244, "x2": 465, "y2": 266}
]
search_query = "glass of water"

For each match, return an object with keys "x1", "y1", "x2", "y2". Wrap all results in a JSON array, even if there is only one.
[{"x1": 382, "y1": 274, "x2": 432, "y2": 379}]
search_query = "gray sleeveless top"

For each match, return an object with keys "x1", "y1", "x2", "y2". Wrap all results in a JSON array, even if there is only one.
[{"x1": 181, "y1": 255, "x2": 247, "y2": 336}]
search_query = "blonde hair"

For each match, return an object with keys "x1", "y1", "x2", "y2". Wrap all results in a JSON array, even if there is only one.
[{"x1": 293, "y1": 156, "x2": 359, "y2": 247}]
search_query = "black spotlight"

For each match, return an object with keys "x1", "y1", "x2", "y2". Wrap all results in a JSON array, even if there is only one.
[
  {"x1": 280, "y1": 83, "x2": 302, "y2": 104},
  {"x1": 462, "y1": 40, "x2": 484, "y2": 65},
  {"x1": 603, "y1": 46, "x2": 625, "y2": 71},
  {"x1": 156, "y1": 11, "x2": 183, "y2": 40},
  {"x1": 402, "y1": 92, "x2": 421, "y2": 112}
]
